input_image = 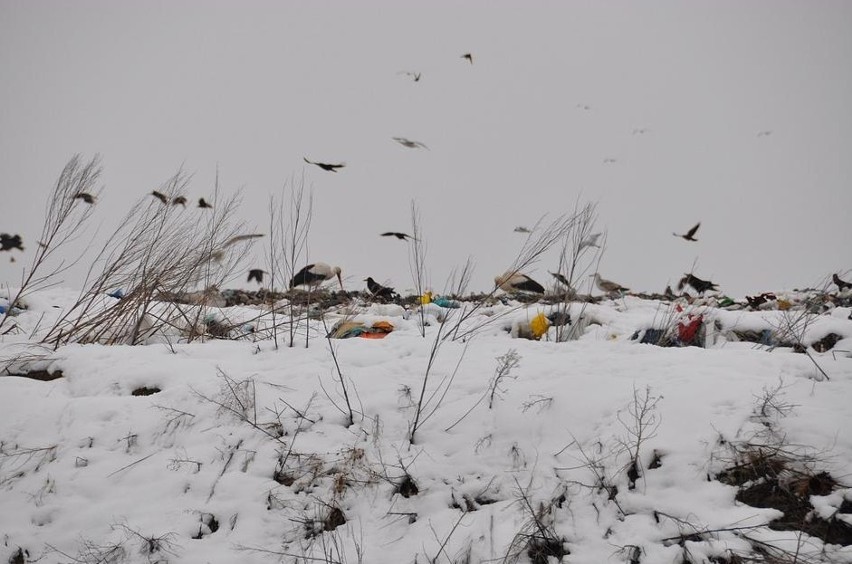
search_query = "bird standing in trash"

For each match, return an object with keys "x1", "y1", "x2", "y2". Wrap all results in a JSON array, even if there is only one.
[
  {"x1": 673, "y1": 222, "x2": 701, "y2": 242},
  {"x1": 677, "y1": 273, "x2": 718, "y2": 295},
  {"x1": 365, "y1": 277, "x2": 397, "y2": 299},
  {"x1": 593, "y1": 273, "x2": 628, "y2": 295},
  {"x1": 1, "y1": 233, "x2": 24, "y2": 252},
  {"x1": 495, "y1": 271, "x2": 545, "y2": 294},
  {"x1": 833, "y1": 273, "x2": 852, "y2": 291},
  {"x1": 290, "y1": 262, "x2": 343, "y2": 290}
]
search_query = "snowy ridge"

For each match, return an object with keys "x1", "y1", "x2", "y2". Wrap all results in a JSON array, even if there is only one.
[{"x1": 1, "y1": 288, "x2": 852, "y2": 564}]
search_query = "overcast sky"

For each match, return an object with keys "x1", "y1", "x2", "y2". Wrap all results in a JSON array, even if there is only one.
[{"x1": 2, "y1": 1, "x2": 851, "y2": 298}]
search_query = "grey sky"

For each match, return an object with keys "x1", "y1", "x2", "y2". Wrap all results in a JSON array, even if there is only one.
[{"x1": 2, "y1": 1, "x2": 851, "y2": 298}]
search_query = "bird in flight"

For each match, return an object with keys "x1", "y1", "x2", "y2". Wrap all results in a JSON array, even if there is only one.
[
  {"x1": 673, "y1": 222, "x2": 701, "y2": 242},
  {"x1": 380, "y1": 232, "x2": 415, "y2": 241},
  {"x1": 0, "y1": 233, "x2": 24, "y2": 252},
  {"x1": 757, "y1": 130, "x2": 772, "y2": 137},
  {"x1": 247, "y1": 269, "x2": 265, "y2": 284},
  {"x1": 397, "y1": 71, "x2": 421, "y2": 82},
  {"x1": 579, "y1": 232, "x2": 602, "y2": 250},
  {"x1": 461, "y1": 53, "x2": 473, "y2": 64},
  {"x1": 198, "y1": 198, "x2": 213, "y2": 209},
  {"x1": 151, "y1": 190, "x2": 168, "y2": 204},
  {"x1": 603, "y1": 158, "x2": 617, "y2": 164},
  {"x1": 576, "y1": 104, "x2": 592, "y2": 111},
  {"x1": 514, "y1": 226, "x2": 531, "y2": 234},
  {"x1": 172, "y1": 196, "x2": 187, "y2": 206},
  {"x1": 224, "y1": 233, "x2": 264, "y2": 248},
  {"x1": 392, "y1": 137, "x2": 429, "y2": 150},
  {"x1": 304, "y1": 157, "x2": 346, "y2": 172},
  {"x1": 74, "y1": 192, "x2": 95, "y2": 204}
]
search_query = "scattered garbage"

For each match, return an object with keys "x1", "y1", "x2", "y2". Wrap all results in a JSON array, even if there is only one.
[{"x1": 327, "y1": 320, "x2": 395, "y2": 339}]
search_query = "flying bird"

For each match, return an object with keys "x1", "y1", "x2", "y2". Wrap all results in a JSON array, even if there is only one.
[
  {"x1": 632, "y1": 128, "x2": 649, "y2": 135},
  {"x1": 224, "y1": 233, "x2": 264, "y2": 247},
  {"x1": 392, "y1": 137, "x2": 429, "y2": 150},
  {"x1": 365, "y1": 277, "x2": 397, "y2": 299},
  {"x1": 303, "y1": 157, "x2": 346, "y2": 172},
  {"x1": 757, "y1": 130, "x2": 772, "y2": 137},
  {"x1": 514, "y1": 226, "x2": 531, "y2": 234},
  {"x1": 576, "y1": 104, "x2": 592, "y2": 111},
  {"x1": 247, "y1": 269, "x2": 265, "y2": 284},
  {"x1": 0, "y1": 233, "x2": 24, "y2": 252},
  {"x1": 579, "y1": 232, "x2": 602, "y2": 250},
  {"x1": 74, "y1": 192, "x2": 95, "y2": 204},
  {"x1": 397, "y1": 71, "x2": 421, "y2": 82},
  {"x1": 380, "y1": 232, "x2": 415, "y2": 241},
  {"x1": 172, "y1": 196, "x2": 187, "y2": 206},
  {"x1": 603, "y1": 158, "x2": 618, "y2": 164},
  {"x1": 673, "y1": 222, "x2": 701, "y2": 242},
  {"x1": 833, "y1": 273, "x2": 852, "y2": 292},
  {"x1": 461, "y1": 53, "x2": 473, "y2": 64},
  {"x1": 151, "y1": 190, "x2": 168, "y2": 204},
  {"x1": 495, "y1": 271, "x2": 545, "y2": 294},
  {"x1": 677, "y1": 273, "x2": 718, "y2": 295},
  {"x1": 289, "y1": 262, "x2": 343, "y2": 290},
  {"x1": 198, "y1": 198, "x2": 213, "y2": 209},
  {"x1": 592, "y1": 273, "x2": 628, "y2": 295}
]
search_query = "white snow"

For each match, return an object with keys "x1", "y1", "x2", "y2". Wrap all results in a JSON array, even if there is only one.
[{"x1": 1, "y1": 287, "x2": 851, "y2": 563}]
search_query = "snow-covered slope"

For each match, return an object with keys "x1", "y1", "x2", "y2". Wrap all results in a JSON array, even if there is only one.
[{"x1": 2, "y1": 289, "x2": 851, "y2": 563}]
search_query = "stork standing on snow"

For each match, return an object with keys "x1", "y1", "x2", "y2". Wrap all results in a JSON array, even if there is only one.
[
  {"x1": 289, "y1": 262, "x2": 343, "y2": 290},
  {"x1": 495, "y1": 271, "x2": 545, "y2": 294}
]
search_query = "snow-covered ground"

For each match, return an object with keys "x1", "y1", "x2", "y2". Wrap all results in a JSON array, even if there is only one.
[{"x1": 2, "y1": 288, "x2": 851, "y2": 563}]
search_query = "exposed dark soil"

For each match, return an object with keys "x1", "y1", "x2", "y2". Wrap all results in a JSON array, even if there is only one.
[
  {"x1": 6, "y1": 369, "x2": 63, "y2": 381},
  {"x1": 131, "y1": 386, "x2": 161, "y2": 396},
  {"x1": 395, "y1": 474, "x2": 419, "y2": 498}
]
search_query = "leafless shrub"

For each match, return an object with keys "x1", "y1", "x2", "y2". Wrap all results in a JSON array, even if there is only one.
[
  {"x1": 0, "y1": 443, "x2": 57, "y2": 487},
  {"x1": 268, "y1": 174, "x2": 314, "y2": 348},
  {"x1": 0, "y1": 155, "x2": 102, "y2": 335},
  {"x1": 444, "y1": 349, "x2": 521, "y2": 432},
  {"x1": 615, "y1": 385, "x2": 662, "y2": 490},
  {"x1": 41, "y1": 169, "x2": 252, "y2": 346},
  {"x1": 503, "y1": 476, "x2": 568, "y2": 564}
]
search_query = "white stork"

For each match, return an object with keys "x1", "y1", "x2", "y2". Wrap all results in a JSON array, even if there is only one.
[
  {"x1": 289, "y1": 262, "x2": 343, "y2": 290},
  {"x1": 495, "y1": 271, "x2": 545, "y2": 294}
]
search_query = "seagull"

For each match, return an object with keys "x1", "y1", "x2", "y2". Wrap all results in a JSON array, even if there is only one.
[
  {"x1": 247, "y1": 269, "x2": 265, "y2": 284},
  {"x1": 514, "y1": 226, "x2": 531, "y2": 234},
  {"x1": 393, "y1": 137, "x2": 429, "y2": 150},
  {"x1": 461, "y1": 53, "x2": 473, "y2": 64},
  {"x1": 757, "y1": 130, "x2": 772, "y2": 137},
  {"x1": 603, "y1": 158, "x2": 617, "y2": 164},
  {"x1": 304, "y1": 157, "x2": 346, "y2": 172},
  {"x1": 632, "y1": 128, "x2": 649, "y2": 135},
  {"x1": 592, "y1": 273, "x2": 629, "y2": 295},
  {"x1": 74, "y1": 192, "x2": 95, "y2": 204},
  {"x1": 151, "y1": 190, "x2": 168, "y2": 204},
  {"x1": 576, "y1": 104, "x2": 592, "y2": 111},
  {"x1": 833, "y1": 273, "x2": 852, "y2": 292},
  {"x1": 380, "y1": 232, "x2": 415, "y2": 241},
  {"x1": 172, "y1": 196, "x2": 187, "y2": 207},
  {"x1": 397, "y1": 71, "x2": 421, "y2": 82},
  {"x1": 495, "y1": 271, "x2": 545, "y2": 294},
  {"x1": 365, "y1": 277, "x2": 397, "y2": 299},
  {"x1": 0, "y1": 233, "x2": 24, "y2": 252},
  {"x1": 289, "y1": 262, "x2": 343, "y2": 290},
  {"x1": 198, "y1": 198, "x2": 213, "y2": 209},
  {"x1": 673, "y1": 222, "x2": 700, "y2": 242},
  {"x1": 579, "y1": 232, "x2": 602, "y2": 250},
  {"x1": 677, "y1": 273, "x2": 718, "y2": 295}
]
